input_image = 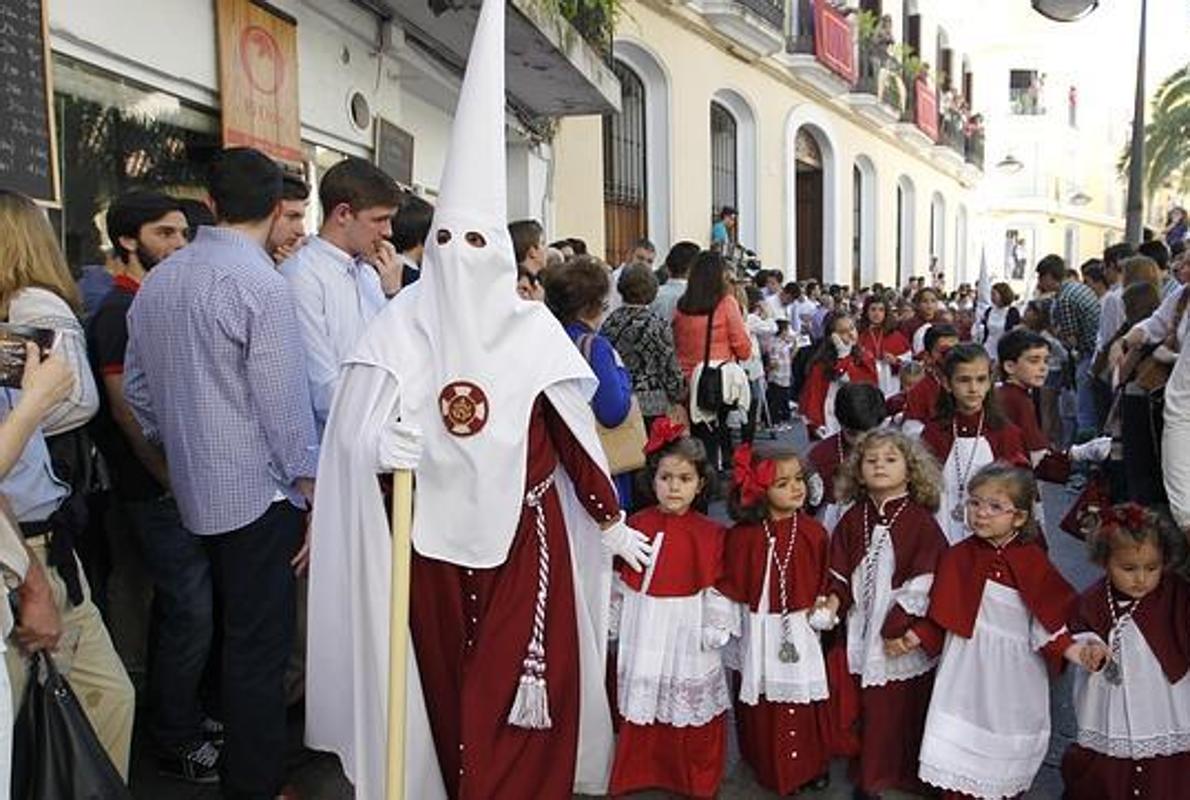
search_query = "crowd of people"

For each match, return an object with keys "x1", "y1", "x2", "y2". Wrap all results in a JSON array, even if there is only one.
[{"x1": 0, "y1": 76, "x2": 1188, "y2": 800}]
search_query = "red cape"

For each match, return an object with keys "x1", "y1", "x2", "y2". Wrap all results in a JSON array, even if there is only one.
[
  {"x1": 621, "y1": 506, "x2": 723, "y2": 596},
  {"x1": 1071, "y1": 575, "x2": 1190, "y2": 684}
]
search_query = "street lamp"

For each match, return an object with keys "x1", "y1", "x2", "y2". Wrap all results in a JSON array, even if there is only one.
[{"x1": 1032, "y1": 0, "x2": 1146, "y2": 245}]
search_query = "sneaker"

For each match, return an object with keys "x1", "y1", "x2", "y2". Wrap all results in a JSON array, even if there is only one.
[
  {"x1": 201, "y1": 716, "x2": 225, "y2": 746},
  {"x1": 159, "y1": 740, "x2": 220, "y2": 784}
]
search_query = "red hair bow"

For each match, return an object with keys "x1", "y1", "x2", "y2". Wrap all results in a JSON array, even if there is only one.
[
  {"x1": 644, "y1": 417, "x2": 687, "y2": 455},
  {"x1": 733, "y1": 444, "x2": 776, "y2": 506},
  {"x1": 1101, "y1": 503, "x2": 1147, "y2": 531}
]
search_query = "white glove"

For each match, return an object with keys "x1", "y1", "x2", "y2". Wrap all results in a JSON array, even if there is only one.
[
  {"x1": 1070, "y1": 436, "x2": 1112, "y2": 463},
  {"x1": 808, "y1": 599, "x2": 838, "y2": 631},
  {"x1": 831, "y1": 333, "x2": 852, "y2": 359},
  {"x1": 602, "y1": 514, "x2": 654, "y2": 572},
  {"x1": 701, "y1": 626, "x2": 730, "y2": 650},
  {"x1": 1154, "y1": 344, "x2": 1178, "y2": 365},
  {"x1": 377, "y1": 419, "x2": 423, "y2": 471},
  {"x1": 806, "y1": 473, "x2": 825, "y2": 507}
]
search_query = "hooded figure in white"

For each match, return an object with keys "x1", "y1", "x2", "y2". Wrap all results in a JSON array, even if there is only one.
[{"x1": 303, "y1": 1, "x2": 652, "y2": 797}]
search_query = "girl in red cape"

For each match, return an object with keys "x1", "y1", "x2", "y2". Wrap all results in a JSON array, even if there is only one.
[
  {"x1": 815, "y1": 429, "x2": 948, "y2": 798},
  {"x1": 858, "y1": 295, "x2": 911, "y2": 398},
  {"x1": 922, "y1": 344, "x2": 1029, "y2": 544},
  {"x1": 608, "y1": 419, "x2": 728, "y2": 798},
  {"x1": 1062, "y1": 504, "x2": 1190, "y2": 800},
  {"x1": 916, "y1": 464, "x2": 1091, "y2": 799},
  {"x1": 799, "y1": 311, "x2": 878, "y2": 441},
  {"x1": 715, "y1": 443, "x2": 832, "y2": 795}
]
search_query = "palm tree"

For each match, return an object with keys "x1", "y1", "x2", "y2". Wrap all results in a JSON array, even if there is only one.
[{"x1": 1119, "y1": 63, "x2": 1190, "y2": 197}]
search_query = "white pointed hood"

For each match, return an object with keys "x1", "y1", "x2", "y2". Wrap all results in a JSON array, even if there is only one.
[{"x1": 347, "y1": 0, "x2": 601, "y2": 567}]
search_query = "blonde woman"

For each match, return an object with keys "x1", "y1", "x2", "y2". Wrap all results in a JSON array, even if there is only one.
[
  {"x1": 0, "y1": 190, "x2": 98, "y2": 435},
  {"x1": 0, "y1": 190, "x2": 134, "y2": 779}
]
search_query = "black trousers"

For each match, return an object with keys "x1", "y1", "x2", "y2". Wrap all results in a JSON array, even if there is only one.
[{"x1": 206, "y1": 501, "x2": 302, "y2": 799}]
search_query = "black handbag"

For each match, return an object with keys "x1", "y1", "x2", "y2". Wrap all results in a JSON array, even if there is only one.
[
  {"x1": 12, "y1": 651, "x2": 133, "y2": 800},
  {"x1": 694, "y1": 304, "x2": 725, "y2": 413}
]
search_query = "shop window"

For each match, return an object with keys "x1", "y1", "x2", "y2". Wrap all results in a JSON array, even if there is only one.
[{"x1": 51, "y1": 55, "x2": 220, "y2": 270}]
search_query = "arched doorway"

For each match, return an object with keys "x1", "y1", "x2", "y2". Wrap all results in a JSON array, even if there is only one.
[
  {"x1": 896, "y1": 175, "x2": 916, "y2": 288},
  {"x1": 711, "y1": 89, "x2": 758, "y2": 251},
  {"x1": 795, "y1": 129, "x2": 824, "y2": 282},
  {"x1": 603, "y1": 60, "x2": 647, "y2": 264},
  {"x1": 930, "y1": 191, "x2": 946, "y2": 281}
]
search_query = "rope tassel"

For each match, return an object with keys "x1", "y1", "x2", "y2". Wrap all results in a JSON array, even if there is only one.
[{"x1": 508, "y1": 476, "x2": 555, "y2": 730}]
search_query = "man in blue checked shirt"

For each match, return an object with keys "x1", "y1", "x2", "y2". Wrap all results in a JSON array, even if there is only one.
[{"x1": 124, "y1": 147, "x2": 319, "y2": 800}]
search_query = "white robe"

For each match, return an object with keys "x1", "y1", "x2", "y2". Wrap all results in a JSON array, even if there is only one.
[{"x1": 303, "y1": 362, "x2": 616, "y2": 799}]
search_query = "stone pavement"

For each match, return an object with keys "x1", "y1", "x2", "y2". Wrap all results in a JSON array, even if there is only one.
[{"x1": 133, "y1": 427, "x2": 1098, "y2": 799}]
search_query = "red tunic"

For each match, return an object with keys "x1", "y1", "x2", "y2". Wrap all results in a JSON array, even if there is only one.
[
  {"x1": 718, "y1": 513, "x2": 831, "y2": 794},
  {"x1": 807, "y1": 433, "x2": 848, "y2": 508},
  {"x1": 996, "y1": 381, "x2": 1072, "y2": 483},
  {"x1": 903, "y1": 371, "x2": 942, "y2": 424},
  {"x1": 900, "y1": 314, "x2": 934, "y2": 344},
  {"x1": 828, "y1": 498, "x2": 949, "y2": 794},
  {"x1": 921, "y1": 411, "x2": 1030, "y2": 468},
  {"x1": 610, "y1": 506, "x2": 726, "y2": 799},
  {"x1": 918, "y1": 536, "x2": 1076, "y2": 672},
  {"x1": 1060, "y1": 576, "x2": 1190, "y2": 800},
  {"x1": 858, "y1": 328, "x2": 911, "y2": 365},
  {"x1": 799, "y1": 353, "x2": 879, "y2": 431},
  {"x1": 410, "y1": 397, "x2": 619, "y2": 800}
]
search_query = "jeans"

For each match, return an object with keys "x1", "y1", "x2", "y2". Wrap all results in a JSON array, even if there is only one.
[
  {"x1": 126, "y1": 494, "x2": 212, "y2": 749},
  {"x1": 1074, "y1": 354, "x2": 1098, "y2": 439},
  {"x1": 205, "y1": 501, "x2": 302, "y2": 799}
]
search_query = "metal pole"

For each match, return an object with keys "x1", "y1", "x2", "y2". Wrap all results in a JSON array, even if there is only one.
[{"x1": 1124, "y1": 0, "x2": 1147, "y2": 245}]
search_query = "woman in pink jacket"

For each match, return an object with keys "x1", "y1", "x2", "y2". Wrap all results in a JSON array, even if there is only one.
[{"x1": 672, "y1": 250, "x2": 751, "y2": 476}]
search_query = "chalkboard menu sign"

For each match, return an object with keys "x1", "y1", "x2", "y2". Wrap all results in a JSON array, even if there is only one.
[
  {"x1": 0, "y1": 0, "x2": 59, "y2": 205},
  {"x1": 374, "y1": 116, "x2": 414, "y2": 189}
]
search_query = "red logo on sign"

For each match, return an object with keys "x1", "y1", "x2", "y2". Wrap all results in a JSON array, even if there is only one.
[{"x1": 239, "y1": 25, "x2": 285, "y2": 95}]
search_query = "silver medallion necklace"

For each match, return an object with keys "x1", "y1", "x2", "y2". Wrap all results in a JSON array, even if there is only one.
[
  {"x1": 1103, "y1": 586, "x2": 1139, "y2": 687},
  {"x1": 859, "y1": 496, "x2": 910, "y2": 640},
  {"x1": 950, "y1": 411, "x2": 986, "y2": 523},
  {"x1": 765, "y1": 517, "x2": 800, "y2": 663}
]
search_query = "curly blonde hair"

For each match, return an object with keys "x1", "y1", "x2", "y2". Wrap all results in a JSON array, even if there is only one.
[{"x1": 835, "y1": 429, "x2": 942, "y2": 511}]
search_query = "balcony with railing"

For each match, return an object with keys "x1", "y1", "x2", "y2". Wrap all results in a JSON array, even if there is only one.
[
  {"x1": 700, "y1": 0, "x2": 786, "y2": 58},
  {"x1": 780, "y1": 0, "x2": 855, "y2": 96}
]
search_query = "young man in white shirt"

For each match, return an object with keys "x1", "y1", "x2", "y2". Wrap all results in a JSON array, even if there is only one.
[{"x1": 280, "y1": 158, "x2": 403, "y2": 432}]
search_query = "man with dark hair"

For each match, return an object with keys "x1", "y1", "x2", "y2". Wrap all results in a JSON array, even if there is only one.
[
  {"x1": 711, "y1": 205, "x2": 737, "y2": 252},
  {"x1": 125, "y1": 147, "x2": 318, "y2": 799},
  {"x1": 268, "y1": 173, "x2": 311, "y2": 265},
  {"x1": 392, "y1": 193, "x2": 434, "y2": 287},
  {"x1": 509, "y1": 218, "x2": 546, "y2": 301},
  {"x1": 281, "y1": 157, "x2": 402, "y2": 431},
  {"x1": 1139, "y1": 239, "x2": 1175, "y2": 298},
  {"x1": 89, "y1": 190, "x2": 215, "y2": 782},
  {"x1": 650, "y1": 240, "x2": 700, "y2": 320},
  {"x1": 1080, "y1": 259, "x2": 1107, "y2": 297},
  {"x1": 609, "y1": 237, "x2": 656, "y2": 312},
  {"x1": 1036, "y1": 253, "x2": 1100, "y2": 437}
]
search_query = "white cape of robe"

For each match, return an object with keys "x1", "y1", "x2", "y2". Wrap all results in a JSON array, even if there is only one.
[{"x1": 303, "y1": 360, "x2": 615, "y2": 799}]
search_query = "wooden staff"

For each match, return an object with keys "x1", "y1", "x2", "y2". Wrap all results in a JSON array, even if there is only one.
[{"x1": 385, "y1": 469, "x2": 414, "y2": 800}]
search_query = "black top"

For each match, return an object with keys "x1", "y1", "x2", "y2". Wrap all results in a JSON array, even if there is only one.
[{"x1": 86, "y1": 278, "x2": 166, "y2": 502}]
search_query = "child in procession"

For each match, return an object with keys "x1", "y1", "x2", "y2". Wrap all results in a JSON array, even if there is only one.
[
  {"x1": 1061, "y1": 503, "x2": 1190, "y2": 800},
  {"x1": 711, "y1": 443, "x2": 832, "y2": 795},
  {"x1": 799, "y1": 311, "x2": 878, "y2": 441},
  {"x1": 807, "y1": 382, "x2": 888, "y2": 532},
  {"x1": 921, "y1": 344, "x2": 1029, "y2": 544},
  {"x1": 915, "y1": 464, "x2": 1090, "y2": 799},
  {"x1": 815, "y1": 430, "x2": 949, "y2": 798},
  {"x1": 608, "y1": 418, "x2": 728, "y2": 799},
  {"x1": 858, "y1": 295, "x2": 911, "y2": 398},
  {"x1": 901, "y1": 323, "x2": 961, "y2": 435},
  {"x1": 901, "y1": 287, "x2": 944, "y2": 354}
]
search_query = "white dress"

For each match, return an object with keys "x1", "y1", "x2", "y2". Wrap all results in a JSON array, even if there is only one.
[
  {"x1": 937, "y1": 435, "x2": 996, "y2": 545},
  {"x1": 613, "y1": 533, "x2": 731, "y2": 727},
  {"x1": 919, "y1": 580, "x2": 1056, "y2": 798},
  {"x1": 841, "y1": 524, "x2": 936, "y2": 688},
  {"x1": 720, "y1": 539, "x2": 828, "y2": 706},
  {"x1": 1072, "y1": 623, "x2": 1190, "y2": 759}
]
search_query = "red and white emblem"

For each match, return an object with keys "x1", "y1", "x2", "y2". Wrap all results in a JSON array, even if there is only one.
[{"x1": 439, "y1": 381, "x2": 489, "y2": 437}]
